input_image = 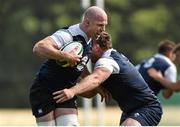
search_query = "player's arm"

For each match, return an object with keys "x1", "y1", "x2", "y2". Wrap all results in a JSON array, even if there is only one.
[
  {"x1": 78, "y1": 85, "x2": 112, "y2": 104},
  {"x1": 78, "y1": 90, "x2": 97, "y2": 98},
  {"x1": 148, "y1": 68, "x2": 180, "y2": 91},
  {"x1": 53, "y1": 67, "x2": 111, "y2": 103},
  {"x1": 148, "y1": 68, "x2": 174, "y2": 98},
  {"x1": 33, "y1": 36, "x2": 64, "y2": 59},
  {"x1": 77, "y1": 67, "x2": 112, "y2": 102},
  {"x1": 162, "y1": 89, "x2": 173, "y2": 99},
  {"x1": 79, "y1": 66, "x2": 91, "y2": 78},
  {"x1": 33, "y1": 36, "x2": 80, "y2": 63},
  {"x1": 77, "y1": 67, "x2": 96, "y2": 98},
  {"x1": 160, "y1": 80, "x2": 180, "y2": 92}
]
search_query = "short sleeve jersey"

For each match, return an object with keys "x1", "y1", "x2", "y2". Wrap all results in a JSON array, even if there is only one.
[
  {"x1": 35, "y1": 24, "x2": 92, "y2": 90},
  {"x1": 94, "y1": 49, "x2": 159, "y2": 113},
  {"x1": 136, "y1": 53, "x2": 177, "y2": 95}
]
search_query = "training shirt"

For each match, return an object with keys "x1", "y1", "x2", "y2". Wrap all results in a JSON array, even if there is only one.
[
  {"x1": 35, "y1": 24, "x2": 91, "y2": 90},
  {"x1": 94, "y1": 49, "x2": 159, "y2": 113},
  {"x1": 136, "y1": 53, "x2": 177, "y2": 95}
]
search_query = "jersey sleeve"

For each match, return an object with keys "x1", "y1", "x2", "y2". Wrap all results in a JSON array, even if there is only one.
[
  {"x1": 94, "y1": 57, "x2": 120, "y2": 74},
  {"x1": 135, "y1": 64, "x2": 140, "y2": 70},
  {"x1": 164, "y1": 65, "x2": 177, "y2": 82},
  {"x1": 50, "y1": 29, "x2": 73, "y2": 49}
]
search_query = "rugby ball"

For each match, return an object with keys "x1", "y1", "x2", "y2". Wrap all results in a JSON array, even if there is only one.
[{"x1": 56, "y1": 41, "x2": 83, "y2": 67}]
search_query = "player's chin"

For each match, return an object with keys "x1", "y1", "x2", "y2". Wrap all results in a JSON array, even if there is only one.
[{"x1": 94, "y1": 33, "x2": 100, "y2": 38}]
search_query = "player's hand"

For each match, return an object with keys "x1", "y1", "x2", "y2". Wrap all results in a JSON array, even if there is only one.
[
  {"x1": 63, "y1": 48, "x2": 82, "y2": 67},
  {"x1": 96, "y1": 86, "x2": 112, "y2": 103},
  {"x1": 52, "y1": 89, "x2": 75, "y2": 103},
  {"x1": 63, "y1": 49, "x2": 82, "y2": 67}
]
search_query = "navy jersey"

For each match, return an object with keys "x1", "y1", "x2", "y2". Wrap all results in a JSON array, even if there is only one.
[
  {"x1": 136, "y1": 54, "x2": 176, "y2": 95},
  {"x1": 94, "y1": 49, "x2": 159, "y2": 113},
  {"x1": 35, "y1": 24, "x2": 91, "y2": 90}
]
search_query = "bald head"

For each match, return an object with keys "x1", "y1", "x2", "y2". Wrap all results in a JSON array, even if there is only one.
[
  {"x1": 80, "y1": 6, "x2": 108, "y2": 39},
  {"x1": 83, "y1": 6, "x2": 107, "y2": 22}
]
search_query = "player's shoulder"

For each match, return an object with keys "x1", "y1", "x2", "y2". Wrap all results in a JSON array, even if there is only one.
[
  {"x1": 154, "y1": 53, "x2": 172, "y2": 64},
  {"x1": 53, "y1": 24, "x2": 80, "y2": 37},
  {"x1": 168, "y1": 62, "x2": 177, "y2": 73},
  {"x1": 54, "y1": 24, "x2": 88, "y2": 43},
  {"x1": 96, "y1": 50, "x2": 120, "y2": 68},
  {"x1": 68, "y1": 24, "x2": 82, "y2": 35},
  {"x1": 55, "y1": 29, "x2": 72, "y2": 38},
  {"x1": 68, "y1": 24, "x2": 88, "y2": 41},
  {"x1": 102, "y1": 49, "x2": 117, "y2": 57}
]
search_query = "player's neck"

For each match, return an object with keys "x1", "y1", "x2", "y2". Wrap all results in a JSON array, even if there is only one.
[{"x1": 79, "y1": 23, "x2": 90, "y2": 39}]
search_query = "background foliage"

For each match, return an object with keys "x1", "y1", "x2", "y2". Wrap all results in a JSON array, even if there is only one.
[{"x1": 0, "y1": 0, "x2": 180, "y2": 108}]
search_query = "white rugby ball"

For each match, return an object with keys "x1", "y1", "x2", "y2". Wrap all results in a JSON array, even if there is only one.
[{"x1": 56, "y1": 41, "x2": 83, "y2": 67}]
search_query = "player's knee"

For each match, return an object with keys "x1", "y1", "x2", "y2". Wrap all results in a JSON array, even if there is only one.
[
  {"x1": 36, "y1": 111, "x2": 55, "y2": 126},
  {"x1": 37, "y1": 120, "x2": 55, "y2": 126},
  {"x1": 121, "y1": 118, "x2": 141, "y2": 126},
  {"x1": 56, "y1": 114, "x2": 79, "y2": 126}
]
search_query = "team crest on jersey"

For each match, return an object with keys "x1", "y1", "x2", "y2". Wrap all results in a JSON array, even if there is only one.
[
  {"x1": 134, "y1": 112, "x2": 140, "y2": 117},
  {"x1": 38, "y1": 108, "x2": 43, "y2": 114},
  {"x1": 76, "y1": 56, "x2": 89, "y2": 71}
]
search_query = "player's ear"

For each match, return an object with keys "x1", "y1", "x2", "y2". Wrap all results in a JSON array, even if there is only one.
[
  {"x1": 84, "y1": 18, "x2": 90, "y2": 26},
  {"x1": 93, "y1": 43, "x2": 98, "y2": 49},
  {"x1": 96, "y1": 43, "x2": 101, "y2": 50}
]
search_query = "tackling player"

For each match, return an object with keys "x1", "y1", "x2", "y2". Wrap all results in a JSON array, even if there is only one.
[{"x1": 53, "y1": 31, "x2": 163, "y2": 126}]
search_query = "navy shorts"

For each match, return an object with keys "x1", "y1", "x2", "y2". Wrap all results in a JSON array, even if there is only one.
[
  {"x1": 120, "y1": 102, "x2": 163, "y2": 126},
  {"x1": 29, "y1": 77, "x2": 77, "y2": 118}
]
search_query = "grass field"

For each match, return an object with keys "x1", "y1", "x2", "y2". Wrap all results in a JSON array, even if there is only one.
[{"x1": 0, "y1": 106, "x2": 180, "y2": 126}]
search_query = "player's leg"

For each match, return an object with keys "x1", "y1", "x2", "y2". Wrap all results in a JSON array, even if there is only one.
[
  {"x1": 121, "y1": 118, "x2": 141, "y2": 126},
  {"x1": 29, "y1": 78, "x2": 57, "y2": 126},
  {"x1": 120, "y1": 103, "x2": 162, "y2": 126},
  {"x1": 120, "y1": 112, "x2": 146, "y2": 126},
  {"x1": 36, "y1": 111, "x2": 55, "y2": 126},
  {"x1": 55, "y1": 108, "x2": 79, "y2": 126}
]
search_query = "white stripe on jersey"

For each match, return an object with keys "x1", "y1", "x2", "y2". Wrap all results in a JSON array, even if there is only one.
[
  {"x1": 50, "y1": 24, "x2": 89, "y2": 49},
  {"x1": 155, "y1": 53, "x2": 177, "y2": 82},
  {"x1": 94, "y1": 49, "x2": 120, "y2": 74},
  {"x1": 50, "y1": 29, "x2": 73, "y2": 48}
]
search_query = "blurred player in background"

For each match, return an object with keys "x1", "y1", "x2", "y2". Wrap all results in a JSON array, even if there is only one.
[
  {"x1": 148, "y1": 43, "x2": 180, "y2": 92},
  {"x1": 29, "y1": 6, "x2": 108, "y2": 126},
  {"x1": 53, "y1": 31, "x2": 163, "y2": 126},
  {"x1": 136, "y1": 40, "x2": 179, "y2": 99}
]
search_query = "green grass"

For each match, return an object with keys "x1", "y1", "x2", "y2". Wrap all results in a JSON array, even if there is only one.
[{"x1": 158, "y1": 91, "x2": 180, "y2": 105}]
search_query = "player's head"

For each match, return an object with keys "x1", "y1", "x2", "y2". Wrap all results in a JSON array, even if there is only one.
[
  {"x1": 80, "y1": 6, "x2": 108, "y2": 39},
  {"x1": 91, "y1": 31, "x2": 112, "y2": 63},
  {"x1": 173, "y1": 43, "x2": 180, "y2": 64},
  {"x1": 158, "y1": 40, "x2": 176, "y2": 61}
]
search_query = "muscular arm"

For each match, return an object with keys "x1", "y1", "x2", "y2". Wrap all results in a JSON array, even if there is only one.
[
  {"x1": 77, "y1": 67, "x2": 96, "y2": 98},
  {"x1": 71, "y1": 67, "x2": 111, "y2": 95},
  {"x1": 53, "y1": 67, "x2": 112, "y2": 103},
  {"x1": 78, "y1": 67, "x2": 112, "y2": 102},
  {"x1": 33, "y1": 36, "x2": 81, "y2": 63},
  {"x1": 33, "y1": 36, "x2": 64, "y2": 59}
]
